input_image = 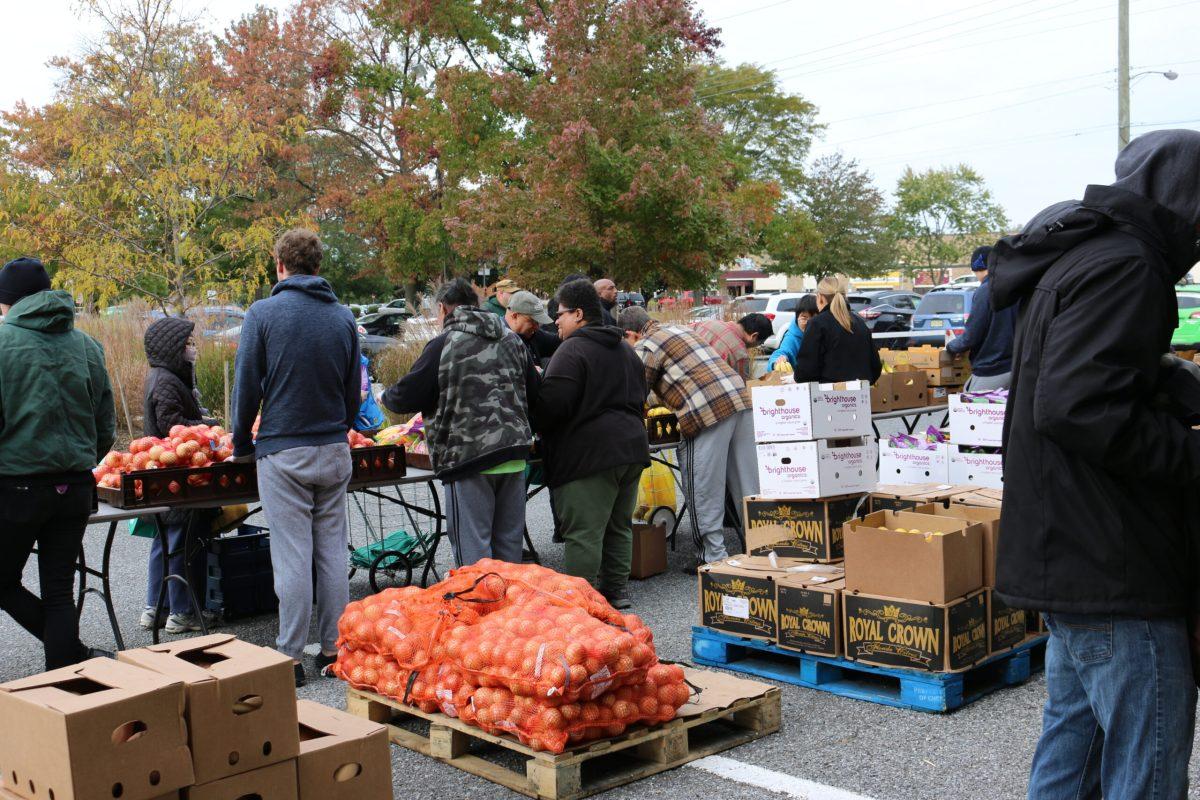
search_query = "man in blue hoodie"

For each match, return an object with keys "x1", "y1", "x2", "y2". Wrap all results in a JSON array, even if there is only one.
[
  {"x1": 232, "y1": 229, "x2": 359, "y2": 687},
  {"x1": 945, "y1": 245, "x2": 1016, "y2": 391}
]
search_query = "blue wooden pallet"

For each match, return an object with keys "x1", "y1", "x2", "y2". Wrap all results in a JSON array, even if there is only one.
[{"x1": 691, "y1": 626, "x2": 1048, "y2": 713}]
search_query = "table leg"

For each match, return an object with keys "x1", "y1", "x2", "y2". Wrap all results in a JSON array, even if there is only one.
[
  {"x1": 76, "y1": 520, "x2": 125, "y2": 651},
  {"x1": 419, "y1": 481, "x2": 444, "y2": 587}
]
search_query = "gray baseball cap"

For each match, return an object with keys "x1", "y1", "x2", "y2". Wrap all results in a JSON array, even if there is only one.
[{"x1": 507, "y1": 290, "x2": 552, "y2": 324}]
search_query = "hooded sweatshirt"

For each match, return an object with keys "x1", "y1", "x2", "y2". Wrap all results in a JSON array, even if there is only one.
[
  {"x1": 0, "y1": 290, "x2": 115, "y2": 480},
  {"x1": 991, "y1": 129, "x2": 1200, "y2": 616},
  {"x1": 534, "y1": 324, "x2": 650, "y2": 487},
  {"x1": 143, "y1": 316, "x2": 207, "y2": 439},
  {"x1": 382, "y1": 306, "x2": 538, "y2": 481},
  {"x1": 231, "y1": 275, "x2": 359, "y2": 459}
]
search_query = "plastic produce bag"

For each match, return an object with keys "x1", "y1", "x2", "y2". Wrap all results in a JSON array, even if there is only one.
[{"x1": 635, "y1": 459, "x2": 676, "y2": 521}]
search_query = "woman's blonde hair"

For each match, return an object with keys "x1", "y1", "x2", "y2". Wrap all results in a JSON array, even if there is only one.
[{"x1": 817, "y1": 274, "x2": 853, "y2": 332}]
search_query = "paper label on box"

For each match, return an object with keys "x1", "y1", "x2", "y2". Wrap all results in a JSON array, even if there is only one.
[{"x1": 722, "y1": 595, "x2": 750, "y2": 619}]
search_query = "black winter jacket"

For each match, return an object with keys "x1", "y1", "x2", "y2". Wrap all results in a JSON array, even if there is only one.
[
  {"x1": 793, "y1": 308, "x2": 882, "y2": 384},
  {"x1": 534, "y1": 325, "x2": 650, "y2": 488},
  {"x1": 993, "y1": 164, "x2": 1200, "y2": 616},
  {"x1": 143, "y1": 317, "x2": 207, "y2": 439}
]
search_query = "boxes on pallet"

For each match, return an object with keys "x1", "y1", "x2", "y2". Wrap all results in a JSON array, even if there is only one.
[
  {"x1": 756, "y1": 437, "x2": 877, "y2": 499},
  {"x1": 948, "y1": 445, "x2": 1003, "y2": 489},
  {"x1": 698, "y1": 555, "x2": 808, "y2": 641},
  {"x1": 0, "y1": 658, "x2": 194, "y2": 800},
  {"x1": 185, "y1": 760, "x2": 296, "y2": 800},
  {"x1": 877, "y1": 439, "x2": 950, "y2": 485},
  {"x1": 948, "y1": 394, "x2": 1005, "y2": 447},
  {"x1": 296, "y1": 700, "x2": 392, "y2": 800},
  {"x1": 776, "y1": 569, "x2": 845, "y2": 657},
  {"x1": 118, "y1": 635, "x2": 299, "y2": 785},
  {"x1": 750, "y1": 379, "x2": 871, "y2": 442},
  {"x1": 844, "y1": 510, "x2": 984, "y2": 604},
  {"x1": 913, "y1": 502, "x2": 1002, "y2": 586},
  {"x1": 987, "y1": 590, "x2": 1028, "y2": 654},
  {"x1": 868, "y1": 483, "x2": 975, "y2": 513},
  {"x1": 843, "y1": 589, "x2": 988, "y2": 672},
  {"x1": 743, "y1": 494, "x2": 863, "y2": 562}
]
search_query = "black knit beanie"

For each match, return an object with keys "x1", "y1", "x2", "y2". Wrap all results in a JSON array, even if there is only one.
[{"x1": 0, "y1": 257, "x2": 51, "y2": 305}]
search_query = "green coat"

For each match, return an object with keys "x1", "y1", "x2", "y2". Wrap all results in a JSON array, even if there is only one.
[
  {"x1": 484, "y1": 296, "x2": 506, "y2": 317},
  {"x1": 0, "y1": 291, "x2": 115, "y2": 477}
]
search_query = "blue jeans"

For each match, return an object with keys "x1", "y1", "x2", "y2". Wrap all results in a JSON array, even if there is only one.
[
  {"x1": 1028, "y1": 613, "x2": 1196, "y2": 800},
  {"x1": 145, "y1": 521, "x2": 205, "y2": 616}
]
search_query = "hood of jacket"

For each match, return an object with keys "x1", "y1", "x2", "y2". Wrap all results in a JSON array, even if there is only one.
[
  {"x1": 270, "y1": 274, "x2": 340, "y2": 303},
  {"x1": 443, "y1": 305, "x2": 505, "y2": 340},
  {"x1": 143, "y1": 316, "x2": 195, "y2": 377},
  {"x1": 4, "y1": 290, "x2": 76, "y2": 333},
  {"x1": 569, "y1": 324, "x2": 624, "y2": 349}
]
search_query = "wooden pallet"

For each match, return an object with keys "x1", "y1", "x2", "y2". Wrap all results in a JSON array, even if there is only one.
[
  {"x1": 345, "y1": 666, "x2": 780, "y2": 800},
  {"x1": 692, "y1": 625, "x2": 1048, "y2": 713}
]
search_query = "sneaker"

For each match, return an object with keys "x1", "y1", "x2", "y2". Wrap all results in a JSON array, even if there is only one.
[
  {"x1": 164, "y1": 611, "x2": 220, "y2": 635},
  {"x1": 601, "y1": 589, "x2": 633, "y2": 610},
  {"x1": 139, "y1": 607, "x2": 165, "y2": 630},
  {"x1": 294, "y1": 662, "x2": 307, "y2": 688}
]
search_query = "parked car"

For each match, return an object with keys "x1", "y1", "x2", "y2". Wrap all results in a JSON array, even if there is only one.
[
  {"x1": 188, "y1": 306, "x2": 246, "y2": 338},
  {"x1": 688, "y1": 305, "x2": 722, "y2": 321},
  {"x1": 616, "y1": 291, "x2": 645, "y2": 309},
  {"x1": 1172, "y1": 287, "x2": 1200, "y2": 348},
  {"x1": 848, "y1": 291, "x2": 920, "y2": 333},
  {"x1": 910, "y1": 286, "x2": 976, "y2": 346}
]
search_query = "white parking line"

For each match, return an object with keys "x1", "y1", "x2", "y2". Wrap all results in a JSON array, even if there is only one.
[{"x1": 687, "y1": 755, "x2": 877, "y2": 800}]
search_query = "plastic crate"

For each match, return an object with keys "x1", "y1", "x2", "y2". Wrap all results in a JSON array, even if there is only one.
[{"x1": 205, "y1": 525, "x2": 277, "y2": 619}]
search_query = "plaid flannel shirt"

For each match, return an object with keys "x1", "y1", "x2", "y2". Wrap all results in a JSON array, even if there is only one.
[
  {"x1": 636, "y1": 323, "x2": 750, "y2": 439},
  {"x1": 690, "y1": 319, "x2": 750, "y2": 381}
]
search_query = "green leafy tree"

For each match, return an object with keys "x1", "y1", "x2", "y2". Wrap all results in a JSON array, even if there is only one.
[
  {"x1": 890, "y1": 164, "x2": 1008, "y2": 284},
  {"x1": 798, "y1": 153, "x2": 895, "y2": 279}
]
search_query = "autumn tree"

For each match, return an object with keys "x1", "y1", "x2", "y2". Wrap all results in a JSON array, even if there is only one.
[
  {"x1": 797, "y1": 153, "x2": 895, "y2": 279},
  {"x1": 890, "y1": 164, "x2": 1008, "y2": 284}
]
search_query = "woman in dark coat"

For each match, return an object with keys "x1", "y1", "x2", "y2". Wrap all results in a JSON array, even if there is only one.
[{"x1": 793, "y1": 275, "x2": 882, "y2": 384}]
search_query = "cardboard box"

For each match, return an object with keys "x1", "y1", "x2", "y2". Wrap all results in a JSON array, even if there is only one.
[
  {"x1": 922, "y1": 365, "x2": 970, "y2": 387},
  {"x1": 750, "y1": 380, "x2": 871, "y2": 442},
  {"x1": 913, "y1": 502, "x2": 1002, "y2": 586},
  {"x1": 630, "y1": 522, "x2": 667, "y2": 579},
  {"x1": 296, "y1": 700, "x2": 391, "y2": 800},
  {"x1": 698, "y1": 555, "x2": 808, "y2": 641},
  {"x1": 843, "y1": 590, "x2": 988, "y2": 672},
  {"x1": 948, "y1": 394, "x2": 1005, "y2": 447},
  {"x1": 903, "y1": 345, "x2": 945, "y2": 369},
  {"x1": 743, "y1": 495, "x2": 862, "y2": 562},
  {"x1": 776, "y1": 571, "x2": 845, "y2": 657},
  {"x1": 890, "y1": 367, "x2": 928, "y2": 409},
  {"x1": 756, "y1": 437, "x2": 877, "y2": 499},
  {"x1": 844, "y1": 510, "x2": 984, "y2": 603},
  {"x1": 119, "y1": 635, "x2": 299, "y2": 784},
  {"x1": 868, "y1": 483, "x2": 975, "y2": 514},
  {"x1": 987, "y1": 589, "x2": 1027, "y2": 654},
  {"x1": 948, "y1": 445, "x2": 1004, "y2": 489},
  {"x1": 0, "y1": 658, "x2": 194, "y2": 800},
  {"x1": 185, "y1": 760, "x2": 297, "y2": 800},
  {"x1": 877, "y1": 440, "x2": 950, "y2": 485},
  {"x1": 869, "y1": 374, "x2": 893, "y2": 414},
  {"x1": 951, "y1": 487, "x2": 1003, "y2": 509},
  {"x1": 927, "y1": 385, "x2": 952, "y2": 406}
]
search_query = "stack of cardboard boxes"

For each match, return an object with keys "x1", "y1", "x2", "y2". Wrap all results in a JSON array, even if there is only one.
[
  {"x1": 947, "y1": 391, "x2": 1005, "y2": 489},
  {"x1": 0, "y1": 635, "x2": 391, "y2": 800},
  {"x1": 876, "y1": 346, "x2": 971, "y2": 485},
  {"x1": 879, "y1": 346, "x2": 968, "y2": 408}
]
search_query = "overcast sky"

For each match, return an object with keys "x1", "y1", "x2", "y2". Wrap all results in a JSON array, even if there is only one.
[{"x1": 2, "y1": 0, "x2": 1196, "y2": 226}]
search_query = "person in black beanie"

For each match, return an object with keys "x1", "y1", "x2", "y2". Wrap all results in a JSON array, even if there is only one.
[
  {"x1": 945, "y1": 244, "x2": 1017, "y2": 391},
  {"x1": 0, "y1": 257, "x2": 116, "y2": 669}
]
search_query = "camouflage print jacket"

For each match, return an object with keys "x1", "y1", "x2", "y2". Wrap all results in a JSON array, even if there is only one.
[{"x1": 382, "y1": 306, "x2": 538, "y2": 481}]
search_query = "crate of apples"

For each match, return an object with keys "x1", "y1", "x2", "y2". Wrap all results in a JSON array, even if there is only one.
[
  {"x1": 93, "y1": 424, "x2": 257, "y2": 509},
  {"x1": 347, "y1": 429, "x2": 407, "y2": 486}
]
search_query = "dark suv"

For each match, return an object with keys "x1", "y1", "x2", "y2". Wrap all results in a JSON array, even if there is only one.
[{"x1": 848, "y1": 291, "x2": 920, "y2": 332}]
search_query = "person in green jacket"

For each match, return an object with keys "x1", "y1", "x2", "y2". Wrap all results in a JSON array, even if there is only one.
[
  {"x1": 484, "y1": 278, "x2": 520, "y2": 319},
  {"x1": 0, "y1": 258, "x2": 116, "y2": 670}
]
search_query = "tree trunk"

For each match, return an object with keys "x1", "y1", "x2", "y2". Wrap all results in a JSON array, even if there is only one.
[{"x1": 404, "y1": 277, "x2": 419, "y2": 315}]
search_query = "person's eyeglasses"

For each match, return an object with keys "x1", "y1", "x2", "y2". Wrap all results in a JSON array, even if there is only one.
[{"x1": 554, "y1": 308, "x2": 578, "y2": 320}]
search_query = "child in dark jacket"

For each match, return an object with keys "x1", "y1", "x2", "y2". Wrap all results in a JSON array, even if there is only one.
[{"x1": 140, "y1": 316, "x2": 217, "y2": 634}]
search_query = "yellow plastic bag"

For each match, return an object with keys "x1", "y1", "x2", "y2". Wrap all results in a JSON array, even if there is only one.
[
  {"x1": 211, "y1": 505, "x2": 251, "y2": 534},
  {"x1": 635, "y1": 459, "x2": 677, "y2": 521}
]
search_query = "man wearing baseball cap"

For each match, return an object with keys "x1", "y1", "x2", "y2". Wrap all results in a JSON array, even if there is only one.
[
  {"x1": 945, "y1": 244, "x2": 1017, "y2": 391},
  {"x1": 0, "y1": 257, "x2": 116, "y2": 669},
  {"x1": 505, "y1": 290, "x2": 560, "y2": 370},
  {"x1": 485, "y1": 278, "x2": 521, "y2": 318}
]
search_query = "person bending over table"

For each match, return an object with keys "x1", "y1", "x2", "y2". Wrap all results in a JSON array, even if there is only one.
[
  {"x1": 534, "y1": 280, "x2": 649, "y2": 610},
  {"x1": 0, "y1": 257, "x2": 116, "y2": 670},
  {"x1": 231, "y1": 228, "x2": 360, "y2": 688},
  {"x1": 383, "y1": 279, "x2": 539, "y2": 570}
]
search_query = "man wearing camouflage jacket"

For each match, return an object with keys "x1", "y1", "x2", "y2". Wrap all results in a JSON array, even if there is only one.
[{"x1": 383, "y1": 279, "x2": 540, "y2": 566}]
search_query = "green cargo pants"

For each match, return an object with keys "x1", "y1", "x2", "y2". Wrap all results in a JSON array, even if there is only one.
[{"x1": 551, "y1": 463, "x2": 643, "y2": 594}]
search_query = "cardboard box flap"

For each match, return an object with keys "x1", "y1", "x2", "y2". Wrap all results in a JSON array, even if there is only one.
[
  {"x1": 776, "y1": 569, "x2": 845, "y2": 589},
  {"x1": 816, "y1": 379, "x2": 864, "y2": 391},
  {"x1": 850, "y1": 509, "x2": 978, "y2": 537},
  {"x1": 707, "y1": 555, "x2": 811, "y2": 574},
  {"x1": 914, "y1": 502, "x2": 1000, "y2": 525},
  {"x1": 872, "y1": 483, "x2": 968, "y2": 499},
  {"x1": 747, "y1": 371, "x2": 791, "y2": 388},
  {"x1": 297, "y1": 700, "x2": 385, "y2": 754},
  {"x1": 0, "y1": 658, "x2": 180, "y2": 713},
  {"x1": 676, "y1": 666, "x2": 774, "y2": 718},
  {"x1": 128, "y1": 633, "x2": 292, "y2": 683}
]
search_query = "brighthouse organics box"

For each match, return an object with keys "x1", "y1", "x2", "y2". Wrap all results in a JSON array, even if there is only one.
[
  {"x1": 751, "y1": 380, "x2": 871, "y2": 442},
  {"x1": 844, "y1": 510, "x2": 984, "y2": 604},
  {"x1": 0, "y1": 658, "x2": 194, "y2": 800},
  {"x1": 948, "y1": 394, "x2": 1006, "y2": 446},
  {"x1": 844, "y1": 590, "x2": 988, "y2": 672},
  {"x1": 776, "y1": 569, "x2": 845, "y2": 657},
  {"x1": 948, "y1": 445, "x2": 1004, "y2": 489},
  {"x1": 756, "y1": 437, "x2": 877, "y2": 499},
  {"x1": 743, "y1": 494, "x2": 863, "y2": 562},
  {"x1": 698, "y1": 556, "x2": 808, "y2": 640},
  {"x1": 877, "y1": 439, "x2": 950, "y2": 485}
]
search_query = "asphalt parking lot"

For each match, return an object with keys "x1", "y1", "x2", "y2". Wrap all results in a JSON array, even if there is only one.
[{"x1": 5, "y1": 435, "x2": 1200, "y2": 798}]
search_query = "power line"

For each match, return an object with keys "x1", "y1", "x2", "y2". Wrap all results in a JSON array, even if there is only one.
[{"x1": 712, "y1": 0, "x2": 797, "y2": 23}]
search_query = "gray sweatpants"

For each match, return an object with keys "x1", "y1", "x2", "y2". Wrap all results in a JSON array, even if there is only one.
[
  {"x1": 256, "y1": 443, "x2": 352, "y2": 661},
  {"x1": 963, "y1": 371, "x2": 1011, "y2": 392},
  {"x1": 679, "y1": 410, "x2": 759, "y2": 563},
  {"x1": 443, "y1": 471, "x2": 527, "y2": 567}
]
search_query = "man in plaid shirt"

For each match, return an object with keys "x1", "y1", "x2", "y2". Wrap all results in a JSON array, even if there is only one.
[
  {"x1": 690, "y1": 314, "x2": 774, "y2": 381},
  {"x1": 620, "y1": 307, "x2": 759, "y2": 568}
]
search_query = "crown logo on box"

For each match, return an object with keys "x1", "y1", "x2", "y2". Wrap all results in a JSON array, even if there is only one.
[{"x1": 882, "y1": 604, "x2": 902, "y2": 619}]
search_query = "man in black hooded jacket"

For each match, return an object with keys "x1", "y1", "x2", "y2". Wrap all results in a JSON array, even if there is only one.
[{"x1": 992, "y1": 129, "x2": 1200, "y2": 799}]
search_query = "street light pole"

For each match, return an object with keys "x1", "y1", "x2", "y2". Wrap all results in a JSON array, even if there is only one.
[{"x1": 1118, "y1": 0, "x2": 1130, "y2": 152}]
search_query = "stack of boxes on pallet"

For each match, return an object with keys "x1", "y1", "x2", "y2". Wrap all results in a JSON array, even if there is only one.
[
  {"x1": 0, "y1": 635, "x2": 391, "y2": 800},
  {"x1": 946, "y1": 389, "x2": 1005, "y2": 489}
]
